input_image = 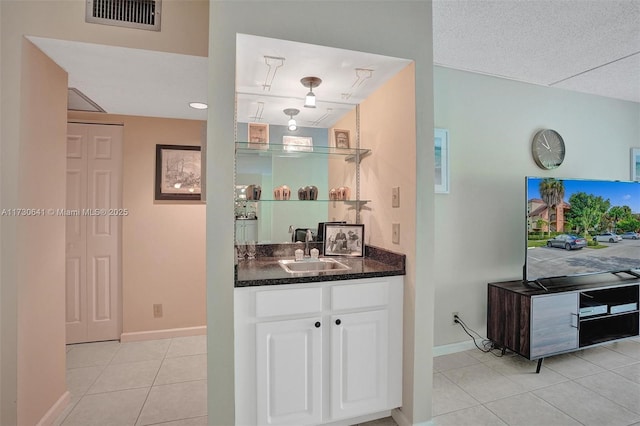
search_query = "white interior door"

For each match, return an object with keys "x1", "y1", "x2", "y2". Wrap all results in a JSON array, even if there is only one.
[{"x1": 66, "y1": 123, "x2": 123, "y2": 344}]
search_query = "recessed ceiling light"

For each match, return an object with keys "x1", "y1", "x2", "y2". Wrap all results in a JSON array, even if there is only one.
[{"x1": 189, "y1": 102, "x2": 208, "y2": 110}]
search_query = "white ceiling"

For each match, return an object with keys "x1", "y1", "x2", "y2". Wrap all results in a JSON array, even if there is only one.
[
  {"x1": 433, "y1": 0, "x2": 640, "y2": 103},
  {"x1": 28, "y1": 1, "x2": 640, "y2": 125}
]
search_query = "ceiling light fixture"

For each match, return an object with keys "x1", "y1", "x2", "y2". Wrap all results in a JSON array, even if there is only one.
[
  {"x1": 189, "y1": 102, "x2": 208, "y2": 110},
  {"x1": 283, "y1": 108, "x2": 299, "y2": 131},
  {"x1": 301, "y1": 76, "x2": 322, "y2": 108}
]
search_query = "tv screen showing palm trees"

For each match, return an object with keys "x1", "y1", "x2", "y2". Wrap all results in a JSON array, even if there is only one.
[{"x1": 526, "y1": 177, "x2": 640, "y2": 282}]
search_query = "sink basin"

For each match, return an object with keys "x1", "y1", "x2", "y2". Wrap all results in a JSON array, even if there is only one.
[{"x1": 278, "y1": 258, "x2": 351, "y2": 274}]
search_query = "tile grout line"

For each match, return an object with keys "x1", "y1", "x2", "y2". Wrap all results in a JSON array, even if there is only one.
[{"x1": 133, "y1": 338, "x2": 173, "y2": 426}]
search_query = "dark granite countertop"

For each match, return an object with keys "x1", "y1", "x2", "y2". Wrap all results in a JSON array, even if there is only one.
[{"x1": 235, "y1": 245, "x2": 405, "y2": 287}]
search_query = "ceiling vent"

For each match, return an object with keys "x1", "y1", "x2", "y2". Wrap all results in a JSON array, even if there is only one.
[{"x1": 86, "y1": 0, "x2": 161, "y2": 31}]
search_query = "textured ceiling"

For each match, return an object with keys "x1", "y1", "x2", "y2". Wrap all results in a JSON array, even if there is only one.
[
  {"x1": 29, "y1": 1, "x2": 640, "y2": 124},
  {"x1": 433, "y1": 0, "x2": 640, "y2": 103}
]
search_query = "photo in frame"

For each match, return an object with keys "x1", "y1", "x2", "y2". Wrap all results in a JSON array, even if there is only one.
[
  {"x1": 283, "y1": 135, "x2": 313, "y2": 152},
  {"x1": 155, "y1": 144, "x2": 201, "y2": 201},
  {"x1": 333, "y1": 129, "x2": 350, "y2": 149},
  {"x1": 247, "y1": 122, "x2": 269, "y2": 149},
  {"x1": 631, "y1": 148, "x2": 640, "y2": 181},
  {"x1": 323, "y1": 224, "x2": 364, "y2": 257},
  {"x1": 435, "y1": 128, "x2": 450, "y2": 194}
]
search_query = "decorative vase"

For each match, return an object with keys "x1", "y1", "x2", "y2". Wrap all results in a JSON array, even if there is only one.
[
  {"x1": 282, "y1": 185, "x2": 291, "y2": 200},
  {"x1": 298, "y1": 187, "x2": 307, "y2": 200}
]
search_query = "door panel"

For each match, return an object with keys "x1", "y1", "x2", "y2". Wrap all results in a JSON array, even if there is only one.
[
  {"x1": 331, "y1": 309, "x2": 388, "y2": 419},
  {"x1": 66, "y1": 123, "x2": 122, "y2": 344},
  {"x1": 531, "y1": 293, "x2": 579, "y2": 358},
  {"x1": 256, "y1": 317, "x2": 322, "y2": 425}
]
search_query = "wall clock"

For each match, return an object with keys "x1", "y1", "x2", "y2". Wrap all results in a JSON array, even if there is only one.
[{"x1": 531, "y1": 129, "x2": 565, "y2": 170}]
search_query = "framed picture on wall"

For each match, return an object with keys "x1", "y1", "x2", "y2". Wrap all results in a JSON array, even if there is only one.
[
  {"x1": 631, "y1": 148, "x2": 640, "y2": 181},
  {"x1": 435, "y1": 128, "x2": 450, "y2": 194},
  {"x1": 323, "y1": 224, "x2": 364, "y2": 257},
  {"x1": 333, "y1": 129, "x2": 350, "y2": 149},
  {"x1": 247, "y1": 122, "x2": 269, "y2": 149},
  {"x1": 155, "y1": 144, "x2": 202, "y2": 201},
  {"x1": 283, "y1": 135, "x2": 313, "y2": 152}
]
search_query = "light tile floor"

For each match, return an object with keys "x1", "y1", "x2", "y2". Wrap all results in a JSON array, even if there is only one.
[
  {"x1": 431, "y1": 337, "x2": 640, "y2": 426},
  {"x1": 55, "y1": 336, "x2": 208, "y2": 426},
  {"x1": 55, "y1": 336, "x2": 640, "y2": 426}
]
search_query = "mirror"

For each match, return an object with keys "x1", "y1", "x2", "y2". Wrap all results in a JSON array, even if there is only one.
[{"x1": 235, "y1": 34, "x2": 411, "y2": 244}]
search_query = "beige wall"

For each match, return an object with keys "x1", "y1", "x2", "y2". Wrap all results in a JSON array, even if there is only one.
[
  {"x1": 208, "y1": 2, "x2": 434, "y2": 424},
  {"x1": 331, "y1": 62, "x2": 420, "y2": 420},
  {"x1": 16, "y1": 39, "x2": 68, "y2": 426},
  {"x1": 0, "y1": 1, "x2": 208, "y2": 423},
  {"x1": 69, "y1": 112, "x2": 206, "y2": 334}
]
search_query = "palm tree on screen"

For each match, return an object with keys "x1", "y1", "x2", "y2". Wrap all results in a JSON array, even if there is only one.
[{"x1": 539, "y1": 178, "x2": 565, "y2": 235}]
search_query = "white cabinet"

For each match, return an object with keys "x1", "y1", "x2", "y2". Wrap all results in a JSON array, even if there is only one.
[
  {"x1": 330, "y1": 310, "x2": 388, "y2": 419},
  {"x1": 256, "y1": 317, "x2": 322, "y2": 425},
  {"x1": 235, "y1": 276, "x2": 403, "y2": 426}
]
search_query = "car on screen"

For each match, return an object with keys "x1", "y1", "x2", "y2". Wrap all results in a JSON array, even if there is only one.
[
  {"x1": 621, "y1": 231, "x2": 640, "y2": 240},
  {"x1": 593, "y1": 233, "x2": 622, "y2": 243},
  {"x1": 546, "y1": 234, "x2": 587, "y2": 250}
]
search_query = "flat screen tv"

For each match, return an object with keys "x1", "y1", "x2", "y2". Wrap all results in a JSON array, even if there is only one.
[{"x1": 525, "y1": 176, "x2": 640, "y2": 284}]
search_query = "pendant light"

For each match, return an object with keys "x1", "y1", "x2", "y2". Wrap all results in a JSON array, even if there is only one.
[
  {"x1": 283, "y1": 108, "x2": 299, "y2": 131},
  {"x1": 300, "y1": 77, "x2": 322, "y2": 108}
]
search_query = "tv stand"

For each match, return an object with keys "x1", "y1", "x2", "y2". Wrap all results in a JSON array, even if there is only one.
[
  {"x1": 614, "y1": 270, "x2": 640, "y2": 279},
  {"x1": 488, "y1": 275, "x2": 639, "y2": 373}
]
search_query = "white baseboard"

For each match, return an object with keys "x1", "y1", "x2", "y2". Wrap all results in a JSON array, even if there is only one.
[
  {"x1": 392, "y1": 408, "x2": 434, "y2": 426},
  {"x1": 37, "y1": 391, "x2": 70, "y2": 426},
  {"x1": 433, "y1": 340, "x2": 477, "y2": 357},
  {"x1": 120, "y1": 325, "x2": 206, "y2": 342}
]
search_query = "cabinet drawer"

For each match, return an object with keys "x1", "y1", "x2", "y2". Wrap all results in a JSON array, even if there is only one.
[
  {"x1": 331, "y1": 281, "x2": 389, "y2": 311},
  {"x1": 256, "y1": 287, "x2": 322, "y2": 318}
]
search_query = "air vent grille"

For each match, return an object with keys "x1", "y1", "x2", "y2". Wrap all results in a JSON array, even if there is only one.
[{"x1": 86, "y1": 0, "x2": 161, "y2": 31}]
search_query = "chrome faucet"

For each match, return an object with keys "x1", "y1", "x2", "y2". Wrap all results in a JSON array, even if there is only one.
[{"x1": 305, "y1": 229, "x2": 313, "y2": 256}]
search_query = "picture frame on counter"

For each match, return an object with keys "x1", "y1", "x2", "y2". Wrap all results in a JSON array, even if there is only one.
[
  {"x1": 283, "y1": 135, "x2": 313, "y2": 152},
  {"x1": 247, "y1": 122, "x2": 269, "y2": 149},
  {"x1": 155, "y1": 144, "x2": 202, "y2": 201},
  {"x1": 323, "y1": 224, "x2": 364, "y2": 257}
]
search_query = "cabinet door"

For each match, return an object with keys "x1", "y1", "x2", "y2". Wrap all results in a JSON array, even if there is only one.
[
  {"x1": 256, "y1": 317, "x2": 322, "y2": 425},
  {"x1": 531, "y1": 293, "x2": 579, "y2": 358},
  {"x1": 331, "y1": 309, "x2": 389, "y2": 420}
]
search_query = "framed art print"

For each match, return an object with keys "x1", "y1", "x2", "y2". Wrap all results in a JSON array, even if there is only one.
[
  {"x1": 283, "y1": 135, "x2": 313, "y2": 152},
  {"x1": 247, "y1": 122, "x2": 269, "y2": 149},
  {"x1": 323, "y1": 224, "x2": 364, "y2": 257},
  {"x1": 435, "y1": 128, "x2": 450, "y2": 193},
  {"x1": 333, "y1": 129, "x2": 350, "y2": 149},
  {"x1": 155, "y1": 144, "x2": 201, "y2": 201},
  {"x1": 631, "y1": 148, "x2": 640, "y2": 181}
]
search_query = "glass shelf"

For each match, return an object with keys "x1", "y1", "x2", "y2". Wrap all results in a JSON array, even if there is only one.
[{"x1": 235, "y1": 142, "x2": 371, "y2": 162}]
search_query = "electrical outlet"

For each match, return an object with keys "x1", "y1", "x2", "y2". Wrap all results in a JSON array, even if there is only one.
[
  {"x1": 452, "y1": 311, "x2": 459, "y2": 325},
  {"x1": 392, "y1": 187, "x2": 400, "y2": 208},
  {"x1": 392, "y1": 223, "x2": 400, "y2": 244},
  {"x1": 153, "y1": 304, "x2": 163, "y2": 318}
]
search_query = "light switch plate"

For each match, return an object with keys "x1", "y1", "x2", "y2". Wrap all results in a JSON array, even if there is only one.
[
  {"x1": 392, "y1": 187, "x2": 400, "y2": 208},
  {"x1": 392, "y1": 223, "x2": 400, "y2": 244}
]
